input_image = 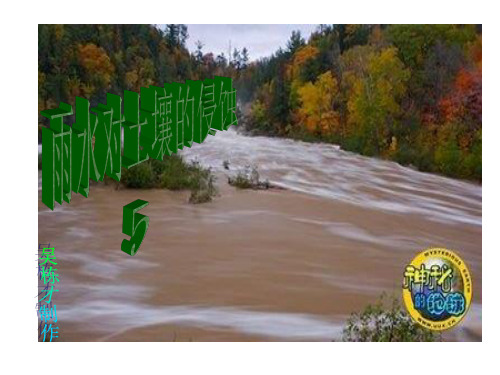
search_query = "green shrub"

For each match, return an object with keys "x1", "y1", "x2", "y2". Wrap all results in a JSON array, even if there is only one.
[
  {"x1": 342, "y1": 294, "x2": 438, "y2": 342},
  {"x1": 228, "y1": 165, "x2": 270, "y2": 190},
  {"x1": 121, "y1": 162, "x2": 155, "y2": 188},
  {"x1": 462, "y1": 130, "x2": 482, "y2": 181},
  {"x1": 120, "y1": 154, "x2": 217, "y2": 203},
  {"x1": 228, "y1": 171, "x2": 254, "y2": 189},
  {"x1": 434, "y1": 138, "x2": 462, "y2": 177},
  {"x1": 393, "y1": 143, "x2": 415, "y2": 166},
  {"x1": 159, "y1": 156, "x2": 195, "y2": 190}
]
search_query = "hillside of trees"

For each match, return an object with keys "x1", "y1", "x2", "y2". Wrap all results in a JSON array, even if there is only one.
[
  {"x1": 38, "y1": 24, "x2": 244, "y2": 138},
  {"x1": 237, "y1": 25, "x2": 482, "y2": 181},
  {"x1": 38, "y1": 24, "x2": 481, "y2": 181}
]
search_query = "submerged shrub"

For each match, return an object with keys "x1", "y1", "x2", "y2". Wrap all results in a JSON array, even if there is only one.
[
  {"x1": 189, "y1": 172, "x2": 217, "y2": 204},
  {"x1": 188, "y1": 160, "x2": 217, "y2": 203},
  {"x1": 121, "y1": 162, "x2": 155, "y2": 188},
  {"x1": 228, "y1": 165, "x2": 270, "y2": 190},
  {"x1": 120, "y1": 154, "x2": 217, "y2": 203},
  {"x1": 342, "y1": 294, "x2": 438, "y2": 342},
  {"x1": 159, "y1": 155, "x2": 196, "y2": 190}
]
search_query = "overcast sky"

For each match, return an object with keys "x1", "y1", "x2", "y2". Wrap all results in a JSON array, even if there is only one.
[{"x1": 183, "y1": 24, "x2": 318, "y2": 61}]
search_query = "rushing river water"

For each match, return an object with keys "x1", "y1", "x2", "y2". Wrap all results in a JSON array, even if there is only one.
[
  {"x1": 181, "y1": 129, "x2": 481, "y2": 227},
  {"x1": 38, "y1": 128, "x2": 482, "y2": 341}
]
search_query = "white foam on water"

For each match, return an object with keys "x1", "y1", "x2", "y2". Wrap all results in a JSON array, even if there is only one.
[
  {"x1": 180, "y1": 129, "x2": 481, "y2": 227},
  {"x1": 62, "y1": 251, "x2": 158, "y2": 280},
  {"x1": 60, "y1": 301, "x2": 344, "y2": 341}
]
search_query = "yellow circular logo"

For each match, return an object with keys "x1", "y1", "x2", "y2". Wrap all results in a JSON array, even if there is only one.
[{"x1": 402, "y1": 248, "x2": 472, "y2": 331}]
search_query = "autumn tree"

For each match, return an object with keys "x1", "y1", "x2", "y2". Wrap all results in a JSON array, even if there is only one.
[
  {"x1": 298, "y1": 71, "x2": 340, "y2": 135},
  {"x1": 344, "y1": 47, "x2": 409, "y2": 154},
  {"x1": 77, "y1": 43, "x2": 115, "y2": 97}
]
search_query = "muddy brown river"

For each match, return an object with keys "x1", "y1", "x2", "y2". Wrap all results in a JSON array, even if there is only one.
[{"x1": 37, "y1": 129, "x2": 481, "y2": 341}]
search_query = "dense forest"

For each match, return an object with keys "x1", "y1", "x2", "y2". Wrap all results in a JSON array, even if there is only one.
[
  {"x1": 38, "y1": 24, "x2": 482, "y2": 181},
  {"x1": 38, "y1": 24, "x2": 237, "y2": 112},
  {"x1": 237, "y1": 25, "x2": 482, "y2": 181}
]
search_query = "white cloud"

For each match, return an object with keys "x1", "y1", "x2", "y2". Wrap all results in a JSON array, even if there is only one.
[{"x1": 184, "y1": 24, "x2": 318, "y2": 61}]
